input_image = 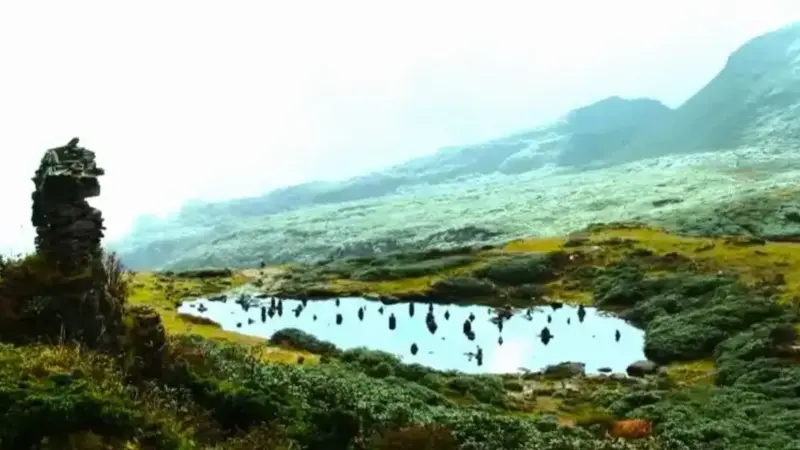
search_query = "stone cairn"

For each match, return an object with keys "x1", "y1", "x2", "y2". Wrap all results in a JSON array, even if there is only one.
[
  {"x1": 30, "y1": 137, "x2": 122, "y2": 349},
  {"x1": 32, "y1": 137, "x2": 105, "y2": 273}
]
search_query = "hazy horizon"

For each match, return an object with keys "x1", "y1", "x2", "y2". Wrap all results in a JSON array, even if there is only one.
[{"x1": 2, "y1": 0, "x2": 799, "y2": 255}]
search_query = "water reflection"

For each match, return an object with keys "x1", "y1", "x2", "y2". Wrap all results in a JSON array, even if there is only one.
[{"x1": 179, "y1": 296, "x2": 645, "y2": 374}]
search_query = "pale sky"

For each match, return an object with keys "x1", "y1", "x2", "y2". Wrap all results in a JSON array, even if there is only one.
[{"x1": 1, "y1": 0, "x2": 799, "y2": 254}]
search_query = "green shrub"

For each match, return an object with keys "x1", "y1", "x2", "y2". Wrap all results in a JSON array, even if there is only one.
[
  {"x1": 446, "y1": 375, "x2": 507, "y2": 407},
  {"x1": 0, "y1": 344, "x2": 185, "y2": 449},
  {"x1": 170, "y1": 268, "x2": 233, "y2": 278},
  {"x1": 472, "y1": 254, "x2": 560, "y2": 286},
  {"x1": 430, "y1": 277, "x2": 497, "y2": 298},
  {"x1": 269, "y1": 328, "x2": 340, "y2": 356},
  {"x1": 352, "y1": 255, "x2": 477, "y2": 281},
  {"x1": 503, "y1": 379, "x2": 525, "y2": 392}
]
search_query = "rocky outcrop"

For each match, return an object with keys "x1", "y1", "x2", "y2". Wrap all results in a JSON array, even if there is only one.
[
  {"x1": 32, "y1": 137, "x2": 105, "y2": 273},
  {"x1": 626, "y1": 360, "x2": 659, "y2": 378},
  {"x1": 29, "y1": 138, "x2": 123, "y2": 350}
]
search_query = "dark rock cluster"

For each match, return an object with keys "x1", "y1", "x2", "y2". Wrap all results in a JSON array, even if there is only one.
[
  {"x1": 31, "y1": 137, "x2": 105, "y2": 273},
  {"x1": 26, "y1": 138, "x2": 127, "y2": 350}
]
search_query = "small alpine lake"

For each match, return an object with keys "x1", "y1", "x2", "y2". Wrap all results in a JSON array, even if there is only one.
[{"x1": 178, "y1": 293, "x2": 645, "y2": 375}]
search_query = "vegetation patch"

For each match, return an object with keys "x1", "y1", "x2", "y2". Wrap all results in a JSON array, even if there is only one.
[
  {"x1": 655, "y1": 186, "x2": 800, "y2": 242},
  {"x1": 274, "y1": 223, "x2": 800, "y2": 308},
  {"x1": 228, "y1": 223, "x2": 800, "y2": 448}
]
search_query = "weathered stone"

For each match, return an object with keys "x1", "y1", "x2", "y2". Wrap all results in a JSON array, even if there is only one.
[
  {"x1": 626, "y1": 360, "x2": 659, "y2": 377},
  {"x1": 29, "y1": 138, "x2": 122, "y2": 350},
  {"x1": 32, "y1": 138, "x2": 105, "y2": 273}
]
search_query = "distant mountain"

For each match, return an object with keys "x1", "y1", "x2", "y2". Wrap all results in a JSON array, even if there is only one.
[
  {"x1": 616, "y1": 23, "x2": 800, "y2": 161},
  {"x1": 112, "y1": 23, "x2": 800, "y2": 270},
  {"x1": 133, "y1": 96, "x2": 670, "y2": 226}
]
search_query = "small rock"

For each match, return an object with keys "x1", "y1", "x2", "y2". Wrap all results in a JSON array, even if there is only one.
[{"x1": 626, "y1": 360, "x2": 658, "y2": 377}]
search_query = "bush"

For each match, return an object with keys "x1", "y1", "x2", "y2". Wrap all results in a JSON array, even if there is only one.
[
  {"x1": 169, "y1": 268, "x2": 233, "y2": 279},
  {"x1": 0, "y1": 252, "x2": 126, "y2": 351},
  {"x1": 446, "y1": 375, "x2": 507, "y2": 407},
  {"x1": 585, "y1": 257, "x2": 800, "y2": 449},
  {"x1": 430, "y1": 277, "x2": 497, "y2": 298},
  {"x1": 369, "y1": 423, "x2": 459, "y2": 450},
  {"x1": 0, "y1": 344, "x2": 185, "y2": 449},
  {"x1": 352, "y1": 255, "x2": 477, "y2": 281},
  {"x1": 103, "y1": 251, "x2": 130, "y2": 306},
  {"x1": 269, "y1": 328, "x2": 340, "y2": 357},
  {"x1": 472, "y1": 254, "x2": 560, "y2": 286}
]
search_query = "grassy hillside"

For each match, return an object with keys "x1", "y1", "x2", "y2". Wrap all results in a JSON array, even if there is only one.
[
  {"x1": 4, "y1": 222, "x2": 800, "y2": 449},
  {"x1": 113, "y1": 147, "x2": 800, "y2": 270}
]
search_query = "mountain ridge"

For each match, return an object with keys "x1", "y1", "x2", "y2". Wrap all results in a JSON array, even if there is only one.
[{"x1": 113, "y1": 22, "x2": 800, "y2": 270}]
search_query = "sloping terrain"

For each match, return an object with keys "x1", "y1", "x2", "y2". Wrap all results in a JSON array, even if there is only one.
[
  {"x1": 7, "y1": 220, "x2": 800, "y2": 449},
  {"x1": 113, "y1": 147, "x2": 800, "y2": 270},
  {"x1": 125, "y1": 94, "x2": 669, "y2": 231},
  {"x1": 114, "y1": 23, "x2": 800, "y2": 270},
  {"x1": 619, "y1": 23, "x2": 800, "y2": 162}
]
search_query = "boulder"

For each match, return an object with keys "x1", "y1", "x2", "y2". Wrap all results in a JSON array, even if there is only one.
[{"x1": 626, "y1": 360, "x2": 658, "y2": 377}]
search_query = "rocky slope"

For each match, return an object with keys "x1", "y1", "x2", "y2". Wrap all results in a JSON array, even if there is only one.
[
  {"x1": 114, "y1": 23, "x2": 800, "y2": 270},
  {"x1": 616, "y1": 23, "x2": 800, "y2": 162}
]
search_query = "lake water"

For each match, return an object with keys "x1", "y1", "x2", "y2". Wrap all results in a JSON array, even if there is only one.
[{"x1": 178, "y1": 295, "x2": 645, "y2": 375}]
